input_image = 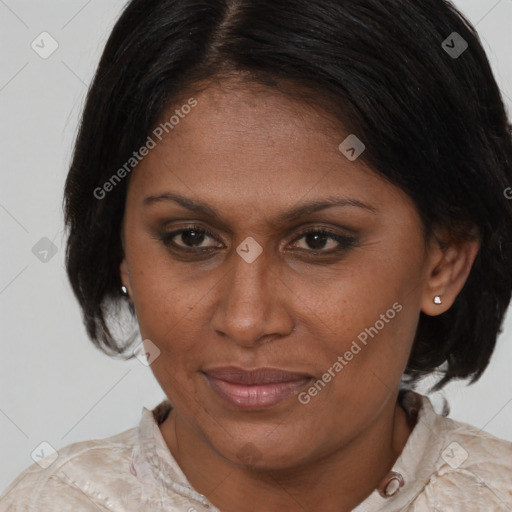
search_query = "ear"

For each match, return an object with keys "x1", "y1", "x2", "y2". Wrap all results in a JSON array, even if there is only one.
[
  {"x1": 120, "y1": 258, "x2": 132, "y2": 296},
  {"x1": 420, "y1": 228, "x2": 480, "y2": 316}
]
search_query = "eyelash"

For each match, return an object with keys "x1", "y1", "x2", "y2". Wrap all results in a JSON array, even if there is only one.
[{"x1": 156, "y1": 224, "x2": 357, "y2": 256}]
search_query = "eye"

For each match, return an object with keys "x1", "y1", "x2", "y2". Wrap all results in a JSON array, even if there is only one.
[
  {"x1": 156, "y1": 225, "x2": 357, "y2": 256},
  {"x1": 288, "y1": 228, "x2": 357, "y2": 254},
  {"x1": 158, "y1": 225, "x2": 222, "y2": 251}
]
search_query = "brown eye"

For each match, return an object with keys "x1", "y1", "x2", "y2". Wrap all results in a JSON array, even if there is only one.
[
  {"x1": 159, "y1": 225, "x2": 221, "y2": 251},
  {"x1": 289, "y1": 229, "x2": 357, "y2": 254},
  {"x1": 176, "y1": 229, "x2": 207, "y2": 247}
]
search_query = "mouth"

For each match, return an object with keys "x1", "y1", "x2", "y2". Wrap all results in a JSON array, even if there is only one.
[{"x1": 201, "y1": 366, "x2": 314, "y2": 410}]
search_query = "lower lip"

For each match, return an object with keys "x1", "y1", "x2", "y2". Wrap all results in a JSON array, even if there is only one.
[{"x1": 204, "y1": 374, "x2": 313, "y2": 410}]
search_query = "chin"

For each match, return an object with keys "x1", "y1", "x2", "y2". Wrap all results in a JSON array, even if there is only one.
[{"x1": 209, "y1": 430, "x2": 313, "y2": 472}]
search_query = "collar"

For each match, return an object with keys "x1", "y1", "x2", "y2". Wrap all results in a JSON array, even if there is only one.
[{"x1": 354, "y1": 391, "x2": 446, "y2": 510}]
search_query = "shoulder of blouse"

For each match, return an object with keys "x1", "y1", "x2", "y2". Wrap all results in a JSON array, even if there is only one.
[
  {"x1": 414, "y1": 411, "x2": 512, "y2": 511},
  {"x1": 0, "y1": 425, "x2": 140, "y2": 511},
  {"x1": 355, "y1": 392, "x2": 512, "y2": 511},
  {"x1": 0, "y1": 399, "x2": 213, "y2": 512}
]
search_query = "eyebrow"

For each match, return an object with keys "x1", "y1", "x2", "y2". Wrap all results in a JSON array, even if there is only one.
[{"x1": 143, "y1": 192, "x2": 378, "y2": 222}]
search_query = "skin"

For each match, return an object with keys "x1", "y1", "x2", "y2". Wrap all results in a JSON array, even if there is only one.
[{"x1": 119, "y1": 77, "x2": 480, "y2": 512}]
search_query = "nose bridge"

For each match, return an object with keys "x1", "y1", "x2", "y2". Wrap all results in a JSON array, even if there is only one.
[
  {"x1": 211, "y1": 246, "x2": 290, "y2": 345},
  {"x1": 227, "y1": 247, "x2": 273, "y2": 311}
]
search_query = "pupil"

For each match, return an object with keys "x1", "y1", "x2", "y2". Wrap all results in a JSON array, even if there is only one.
[
  {"x1": 182, "y1": 230, "x2": 205, "y2": 247},
  {"x1": 307, "y1": 233, "x2": 327, "y2": 250}
]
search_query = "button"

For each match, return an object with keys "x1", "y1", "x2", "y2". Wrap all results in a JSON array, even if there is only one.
[{"x1": 378, "y1": 471, "x2": 405, "y2": 498}]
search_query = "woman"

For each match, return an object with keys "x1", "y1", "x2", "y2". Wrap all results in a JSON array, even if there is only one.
[{"x1": 2, "y1": 0, "x2": 512, "y2": 510}]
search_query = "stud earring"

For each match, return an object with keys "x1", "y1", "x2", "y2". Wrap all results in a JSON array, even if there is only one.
[
  {"x1": 120, "y1": 285, "x2": 129, "y2": 297},
  {"x1": 433, "y1": 295, "x2": 442, "y2": 305}
]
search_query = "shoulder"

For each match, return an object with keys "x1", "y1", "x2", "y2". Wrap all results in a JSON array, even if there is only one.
[
  {"x1": 0, "y1": 426, "x2": 139, "y2": 511},
  {"x1": 421, "y1": 412, "x2": 512, "y2": 510}
]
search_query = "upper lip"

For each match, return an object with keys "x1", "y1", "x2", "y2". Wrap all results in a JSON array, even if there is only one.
[{"x1": 202, "y1": 366, "x2": 313, "y2": 385}]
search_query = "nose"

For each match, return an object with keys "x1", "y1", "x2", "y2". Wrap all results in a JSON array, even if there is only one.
[{"x1": 210, "y1": 244, "x2": 295, "y2": 348}]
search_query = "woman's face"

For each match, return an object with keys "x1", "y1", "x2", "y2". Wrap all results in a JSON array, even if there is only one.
[{"x1": 120, "y1": 79, "x2": 443, "y2": 470}]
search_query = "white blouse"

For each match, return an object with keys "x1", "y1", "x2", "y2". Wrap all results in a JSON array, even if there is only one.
[{"x1": 1, "y1": 391, "x2": 511, "y2": 511}]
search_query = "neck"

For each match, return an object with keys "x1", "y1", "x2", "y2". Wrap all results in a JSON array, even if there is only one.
[{"x1": 159, "y1": 392, "x2": 414, "y2": 512}]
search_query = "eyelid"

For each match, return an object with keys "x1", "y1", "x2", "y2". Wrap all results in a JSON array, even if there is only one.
[
  {"x1": 158, "y1": 222, "x2": 354, "y2": 241},
  {"x1": 290, "y1": 224, "x2": 355, "y2": 239}
]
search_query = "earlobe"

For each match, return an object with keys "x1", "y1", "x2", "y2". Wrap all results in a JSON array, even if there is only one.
[
  {"x1": 119, "y1": 258, "x2": 132, "y2": 296},
  {"x1": 420, "y1": 232, "x2": 480, "y2": 316}
]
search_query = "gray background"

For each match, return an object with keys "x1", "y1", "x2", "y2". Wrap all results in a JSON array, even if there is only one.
[{"x1": 1, "y1": 0, "x2": 511, "y2": 494}]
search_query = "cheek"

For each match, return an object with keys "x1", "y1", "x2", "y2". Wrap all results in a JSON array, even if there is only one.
[
  {"x1": 303, "y1": 241, "x2": 420, "y2": 342},
  {"x1": 302, "y1": 250, "x2": 422, "y2": 399},
  {"x1": 136, "y1": 287, "x2": 206, "y2": 408},
  {"x1": 300, "y1": 307, "x2": 416, "y2": 440},
  {"x1": 127, "y1": 244, "x2": 204, "y2": 339},
  {"x1": 129, "y1": 273, "x2": 199, "y2": 378}
]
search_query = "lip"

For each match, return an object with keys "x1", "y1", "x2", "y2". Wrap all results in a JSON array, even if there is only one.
[{"x1": 202, "y1": 366, "x2": 313, "y2": 410}]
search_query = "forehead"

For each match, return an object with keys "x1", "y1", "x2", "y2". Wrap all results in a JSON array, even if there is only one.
[{"x1": 126, "y1": 79, "x2": 410, "y2": 217}]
